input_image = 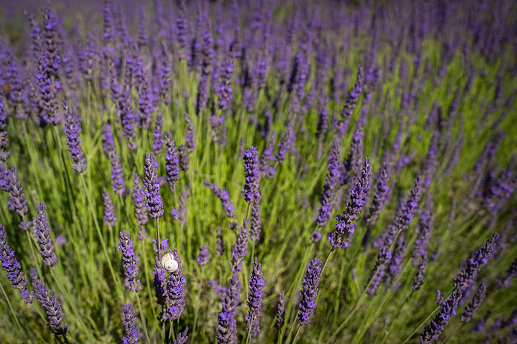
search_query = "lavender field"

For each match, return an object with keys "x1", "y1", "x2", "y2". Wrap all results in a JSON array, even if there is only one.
[{"x1": 0, "y1": 0, "x2": 516, "y2": 343}]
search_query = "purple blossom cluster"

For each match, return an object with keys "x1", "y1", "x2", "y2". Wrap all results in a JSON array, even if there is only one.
[
  {"x1": 118, "y1": 230, "x2": 140, "y2": 292},
  {"x1": 328, "y1": 158, "x2": 372, "y2": 249},
  {"x1": 203, "y1": 179, "x2": 236, "y2": 218}
]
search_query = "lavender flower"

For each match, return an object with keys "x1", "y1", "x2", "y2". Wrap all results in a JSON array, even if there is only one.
[
  {"x1": 420, "y1": 291, "x2": 461, "y2": 343},
  {"x1": 7, "y1": 165, "x2": 28, "y2": 217},
  {"x1": 185, "y1": 112, "x2": 196, "y2": 153},
  {"x1": 62, "y1": 100, "x2": 86, "y2": 173},
  {"x1": 298, "y1": 258, "x2": 322, "y2": 325},
  {"x1": 368, "y1": 246, "x2": 392, "y2": 296},
  {"x1": 30, "y1": 268, "x2": 67, "y2": 334},
  {"x1": 102, "y1": 123, "x2": 116, "y2": 156},
  {"x1": 412, "y1": 252, "x2": 428, "y2": 291},
  {"x1": 203, "y1": 179, "x2": 235, "y2": 218},
  {"x1": 216, "y1": 226, "x2": 225, "y2": 256},
  {"x1": 0, "y1": 224, "x2": 34, "y2": 303},
  {"x1": 152, "y1": 113, "x2": 164, "y2": 155},
  {"x1": 242, "y1": 146, "x2": 261, "y2": 204},
  {"x1": 364, "y1": 162, "x2": 392, "y2": 226},
  {"x1": 176, "y1": 0, "x2": 188, "y2": 60},
  {"x1": 165, "y1": 131, "x2": 180, "y2": 190},
  {"x1": 121, "y1": 303, "x2": 141, "y2": 344},
  {"x1": 230, "y1": 219, "x2": 249, "y2": 272},
  {"x1": 119, "y1": 86, "x2": 137, "y2": 150},
  {"x1": 143, "y1": 153, "x2": 164, "y2": 219},
  {"x1": 375, "y1": 175, "x2": 422, "y2": 248},
  {"x1": 165, "y1": 249, "x2": 186, "y2": 321},
  {"x1": 217, "y1": 52, "x2": 234, "y2": 111},
  {"x1": 118, "y1": 230, "x2": 140, "y2": 292},
  {"x1": 461, "y1": 280, "x2": 487, "y2": 323},
  {"x1": 328, "y1": 158, "x2": 372, "y2": 249},
  {"x1": 178, "y1": 145, "x2": 189, "y2": 172},
  {"x1": 42, "y1": 7, "x2": 60, "y2": 77},
  {"x1": 110, "y1": 152, "x2": 126, "y2": 197},
  {"x1": 337, "y1": 66, "x2": 363, "y2": 135},
  {"x1": 385, "y1": 232, "x2": 407, "y2": 286},
  {"x1": 197, "y1": 245, "x2": 210, "y2": 266},
  {"x1": 250, "y1": 202, "x2": 262, "y2": 241},
  {"x1": 246, "y1": 258, "x2": 264, "y2": 338},
  {"x1": 102, "y1": 189, "x2": 116, "y2": 229},
  {"x1": 412, "y1": 193, "x2": 434, "y2": 264},
  {"x1": 132, "y1": 174, "x2": 147, "y2": 227},
  {"x1": 174, "y1": 327, "x2": 189, "y2": 344},
  {"x1": 0, "y1": 97, "x2": 10, "y2": 165},
  {"x1": 34, "y1": 202, "x2": 57, "y2": 266},
  {"x1": 277, "y1": 292, "x2": 285, "y2": 328},
  {"x1": 317, "y1": 138, "x2": 341, "y2": 227},
  {"x1": 453, "y1": 233, "x2": 499, "y2": 293},
  {"x1": 217, "y1": 272, "x2": 240, "y2": 344}
]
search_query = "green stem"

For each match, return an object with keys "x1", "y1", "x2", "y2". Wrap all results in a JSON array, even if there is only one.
[
  {"x1": 135, "y1": 292, "x2": 151, "y2": 344},
  {"x1": 80, "y1": 174, "x2": 121, "y2": 290},
  {"x1": 0, "y1": 281, "x2": 23, "y2": 335},
  {"x1": 192, "y1": 266, "x2": 204, "y2": 343},
  {"x1": 291, "y1": 324, "x2": 302, "y2": 344}
]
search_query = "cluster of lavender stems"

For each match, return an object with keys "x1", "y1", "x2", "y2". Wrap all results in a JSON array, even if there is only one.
[{"x1": 0, "y1": 1, "x2": 516, "y2": 343}]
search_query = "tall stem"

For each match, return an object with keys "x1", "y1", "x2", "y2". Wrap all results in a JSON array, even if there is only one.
[
  {"x1": 0, "y1": 282, "x2": 23, "y2": 334},
  {"x1": 135, "y1": 291, "x2": 151, "y2": 344},
  {"x1": 80, "y1": 174, "x2": 121, "y2": 290}
]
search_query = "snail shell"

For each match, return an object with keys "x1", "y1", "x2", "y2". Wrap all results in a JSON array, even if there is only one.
[{"x1": 161, "y1": 252, "x2": 179, "y2": 273}]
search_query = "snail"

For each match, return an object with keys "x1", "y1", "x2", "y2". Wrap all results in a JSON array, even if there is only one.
[{"x1": 161, "y1": 252, "x2": 179, "y2": 273}]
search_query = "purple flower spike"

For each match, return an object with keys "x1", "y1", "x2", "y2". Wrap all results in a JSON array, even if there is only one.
[
  {"x1": 152, "y1": 113, "x2": 164, "y2": 155},
  {"x1": 144, "y1": 153, "x2": 164, "y2": 219},
  {"x1": 30, "y1": 268, "x2": 67, "y2": 335},
  {"x1": 174, "y1": 327, "x2": 189, "y2": 344},
  {"x1": 230, "y1": 220, "x2": 249, "y2": 272},
  {"x1": 217, "y1": 52, "x2": 234, "y2": 111},
  {"x1": 121, "y1": 303, "x2": 141, "y2": 344},
  {"x1": 178, "y1": 145, "x2": 189, "y2": 172},
  {"x1": 317, "y1": 138, "x2": 341, "y2": 227},
  {"x1": 420, "y1": 291, "x2": 461, "y2": 343},
  {"x1": 103, "y1": 190, "x2": 117, "y2": 229},
  {"x1": 197, "y1": 245, "x2": 210, "y2": 266},
  {"x1": 412, "y1": 194, "x2": 434, "y2": 265},
  {"x1": 411, "y1": 253, "x2": 428, "y2": 292},
  {"x1": 7, "y1": 165, "x2": 28, "y2": 218},
  {"x1": 62, "y1": 100, "x2": 86, "y2": 173},
  {"x1": 34, "y1": 202, "x2": 57, "y2": 266},
  {"x1": 0, "y1": 224, "x2": 34, "y2": 303},
  {"x1": 165, "y1": 131, "x2": 180, "y2": 190},
  {"x1": 204, "y1": 179, "x2": 235, "y2": 218},
  {"x1": 132, "y1": 174, "x2": 148, "y2": 227},
  {"x1": 217, "y1": 272, "x2": 241, "y2": 344},
  {"x1": 277, "y1": 292, "x2": 285, "y2": 328},
  {"x1": 453, "y1": 233, "x2": 499, "y2": 293},
  {"x1": 250, "y1": 202, "x2": 261, "y2": 241},
  {"x1": 298, "y1": 258, "x2": 322, "y2": 325},
  {"x1": 246, "y1": 257, "x2": 264, "y2": 338},
  {"x1": 118, "y1": 230, "x2": 140, "y2": 292},
  {"x1": 102, "y1": 123, "x2": 116, "y2": 156},
  {"x1": 328, "y1": 158, "x2": 372, "y2": 249},
  {"x1": 165, "y1": 249, "x2": 186, "y2": 321},
  {"x1": 110, "y1": 152, "x2": 126, "y2": 197},
  {"x1": 461, "y1": 280, "x2": 487, "y2": 323},
  {"x1": 242, "y1": 146, "x2": 261, "y2": 204},
  {"x1": 364, "y1": 162, "x2": 392, "y2": 227}
]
